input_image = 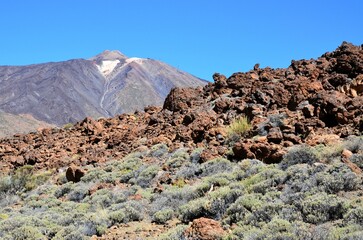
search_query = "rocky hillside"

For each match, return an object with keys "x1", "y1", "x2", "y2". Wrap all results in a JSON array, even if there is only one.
[
  {"x1": 0, "y1": 42, "x2": 362, "y2": 239},
  {"x1": 0, "y1": 111, "x2": 53, "y2": 138},
  {"x1": 0, "y1": 50, "x2": 206, "y2": 126}
]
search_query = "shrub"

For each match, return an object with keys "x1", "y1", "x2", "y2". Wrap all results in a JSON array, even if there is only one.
[
  {"x1": 344, "y1": 136, "x2": 363, "y2": 153},
  {"x1": 179, "y1": 197, "x2": 210, "y2": 222},
  {"x1": 225, "y1": 193, "x2": 284, "y2": 226},
  {"x1": 331, "y1": 224, "x2": 363, "y2": 240},
  {"x1": 175, "y1": 163, "x2": 200, "y2": 180},
  {"x1": 63, "y1": 123, "x2": 73, "y2": 130},
  {"x1": 81, "y1": 168, "x2": 113, "y2": 184},
  {"x1": 150, "y1": 143, "x2": 169, "y2": 157},
  {"x1": 280, "y1": 145, "x2": 319, "y2": 170},
  {"x1": 0, "y1": 165, "x2": 46, "y2": 195},
  {"x1": 170, "y1": 148, "x2": 189, "y2": 161},
  {"x1": 165, "y1": 157, "x2": 187, "y2": 169},
  {"x1": 158, "y1": 224, "x2": 188, "y2": 240},
  {"x1": 301, "y1": 193, "x2": 346, "y2": 224},
  {"x1": 240, "y1": 165, "x2": 286, "y2": 194},
  {"x1": 134, "y1": 165, "x2": 159, "y2": 188},
  {"x1": 152, "y1": 208, "x2": 174, "y2": 224},
  {"x1": 11, "y1": 165, "x2": 34, "y2": 193},
  {"x1": 278, "y1": 205, "x2": 303, "y2": 222},
  {"x1": 236, "y1": 159, "x2": 266, "y2": 180},
  {"x1": 4, "y1": 225, "x2": 46, "y2": 240},
  {"x1": 85, "y1": 189, "x2": 114, "y2": 209},
  {"x1": 344, "y1": 205, "x2": 363, "y2": 226},
  {"x1": 54, "y1": 182, "x2": 74, "y2": 198},
  {"x1": 207, "y1": 186, "x2": 243, "y2": 220},
  {"x1": 67, "y1": 183, "x2": 91, "y2": 202},
  {"x1": 193, "y1": 174, "x2": 232, "y2": 198},
  {"x1": 226, "y1": 116, "x2": 251, "y2": 137},
  {"x1": 350, "y1": 154, "x2": 363, "y2": 169},
  {"x1": 190, "y1": 148, "x2": 204, "y2": 164},
  {"x1": 52, "y1": 226, "x2": 84, "y2": 240},
  {"x1": 150, "y1": 186, "x2": 194, "y2": 215},
  {"x1": 109, "y1": 203, "x2": 143, "y2": 224},
  {"x1": 315, "y1": 163, "x2": 361, "y2": 193},
  {"x1": 200, "y1": 158, "x2": 235, "y2": 177}
]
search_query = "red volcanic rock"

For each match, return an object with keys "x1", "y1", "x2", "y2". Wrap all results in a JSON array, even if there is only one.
[
  {"x1": 184, "y1": 217, "x2": 226, "y2": 240},
  {"x1": 163, "y1": 87, "x2": 205, "y2": 112},
  {"x1": 77, "y1": 117, "x2": 104, "y2": 135},
  {"x1": 233, "y1": 140, "x2": 285, "y2": 163},
  {"x1": 66, "y1": 165, "x2": 86, "y2": 182}
]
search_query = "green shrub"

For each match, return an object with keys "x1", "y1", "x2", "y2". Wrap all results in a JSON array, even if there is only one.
[
  {"x1": 158, "y1": 224, "x2": 188, "y2": 240},
  {"x1": 54, "y1": 182, "x2": 74, "y2": 198},
  {"x1": 315, "y1": 163, "x2": 361, "y2": 193},
  {"x1": 226, "y1": 116, "x2": 251, "y2": 137},
  {"x1": 301, "y1": 193, "x2": 346, "y2": 224},
  {"x1": 109, "y1": 204, "x2": 143, "y2": 224},
  {"x1": 344, "y1": 136, "x2": 363, "y2": 153},
  {"x1": 344, "y1": 205, "x2": 363, "y2": 225},
  {"x1": 81, "y1": 168, "x2": 113, "y2": 183},
  {"x1": 280, "y1": 145, "x2": 319, "y2": 170},
  {"x1": 5, "y1": 225, "x2": 46, "y2": 240},
  {"x1": 328, "y1": 224, "x2": 363, "y2": 240},
  {"x1": 52, "y1": 226, "x2": 85, "y2": 240},
  {"x1": 63, "y1": 123, "x2": 74, "y2": 130},
  {"x1": 67, "y1": 183, "x2": 91, "y2": 202},
  {"x1": 152, "y1": 208, "x2": 174, "y2": 224},
  {"x1": 0, "y1": 166, "x2": 40, "y2": 195},
  {"x1": 132, "y1": 165, "x2": 159, "y2": 188},
  {"x1": 240, "y1": 165, "x2": 286, "y2": 194},
  {"x1": 200, "y1": 158, "x2": 235, "y2": 177},
  {"x1": 85, "y1": 189, "x2": 113, "y2": 209},
  {"x1": 150, "y1": 143, "x2": 169, "y2": 157},
  {"x1": 179, "y1": 197, "x2": 210, "y2": 222}
]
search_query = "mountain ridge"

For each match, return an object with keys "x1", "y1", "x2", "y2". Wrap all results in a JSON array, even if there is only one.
[{"x1": 0, "y1": 51, "x2": 206, "y2": 127}]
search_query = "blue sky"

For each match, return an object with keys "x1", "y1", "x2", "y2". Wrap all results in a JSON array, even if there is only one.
[{"x1": 1, "y1": 1, "x2": 362, "y2": 81}]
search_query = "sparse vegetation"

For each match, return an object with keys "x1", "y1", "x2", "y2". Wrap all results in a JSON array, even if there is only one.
[
  {"x1": 226, "y1": 116, "x2": 251, "y2": 137},
  {"x1": 1, "y1": 140, "x2": 363, "y2": 239}
]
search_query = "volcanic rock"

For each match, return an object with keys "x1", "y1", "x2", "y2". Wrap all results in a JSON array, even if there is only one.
[
  {"x1": 184, "y1": 217, "x2": 226, "y2": 240},
  {"x1": 66, "y1": 165, "x2": 86, "y2": 182}
]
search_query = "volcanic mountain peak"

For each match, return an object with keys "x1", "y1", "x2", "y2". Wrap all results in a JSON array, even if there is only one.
[
  {"x1": 0, "y1": 50, "x2": 206, "y2": 128},
  {"x1": 90, "y1": 50, "x2": 127, "y2": 62}
]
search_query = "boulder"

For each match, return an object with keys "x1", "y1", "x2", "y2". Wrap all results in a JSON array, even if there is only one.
[
  {"x1": 66, "y1": 165, "x2": 86, "y2": 182},
  {"x1": 184, "y1": 217, "x2": 226, "y2": 240}
]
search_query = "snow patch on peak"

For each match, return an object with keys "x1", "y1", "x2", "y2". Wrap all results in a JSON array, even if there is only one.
[
  {"x1": 126, "y1": 57, "x2": 145, "y2": 64},
  {"x1": 97, "y1": 60, "x2": 120, "y2": 77}
]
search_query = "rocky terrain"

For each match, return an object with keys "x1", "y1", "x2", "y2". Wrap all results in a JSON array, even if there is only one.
[
  {"x1": 0, "y1": 50, "x2": 206, "y2": 128},
  {"x1": 0, "y1": 42, "x2": 362, "y2": 239}
]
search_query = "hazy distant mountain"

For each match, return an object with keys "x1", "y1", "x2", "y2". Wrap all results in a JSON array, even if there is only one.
[
  {"x1": 0, "y1": 111, "x2": 53, "y2": 138},
  {"x1": 0, "y1": 50, "x2": 206, "y2": 126}
]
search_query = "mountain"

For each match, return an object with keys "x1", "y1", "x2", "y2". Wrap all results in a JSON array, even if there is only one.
[
  {"x1": 0, "y1": 111, "x2": 53, "y2": 138},
  {"x1": 1, "y1": 42, "x2": 362, "y2": 239},
  {"x1": 0, "y1": 50, "x2": 206, "y2": 126}
]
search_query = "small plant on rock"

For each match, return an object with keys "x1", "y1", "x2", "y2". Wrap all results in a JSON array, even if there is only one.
[{"x1": 226, "y1": 116, "x2": 251, "y2": 137}]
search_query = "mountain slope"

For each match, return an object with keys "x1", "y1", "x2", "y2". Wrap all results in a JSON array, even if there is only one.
[
  {"x1": 0, "y1": 51, "x2": 206, "y2": 125},
  {"x1": 0, "y1": 111, "x2": 53, "y2": 138}
]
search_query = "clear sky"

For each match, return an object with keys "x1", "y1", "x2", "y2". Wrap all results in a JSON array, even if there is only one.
[{"x1": 0, "y1": 0, "x2": 362, "y2": 81}]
